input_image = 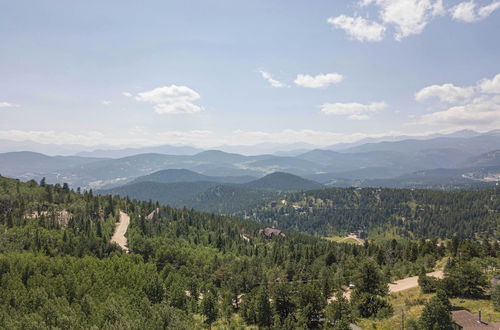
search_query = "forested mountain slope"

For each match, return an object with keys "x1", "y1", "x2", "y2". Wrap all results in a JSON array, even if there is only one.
[
  {"x1": 131, "y1": 168, "x2": 256, "y2": 184},
  {"x1": 239, "y1": 187, "x2": 500, "y2": 239},
  {"x1": 0, "y1": 175, "x2": 498, "y2": 329}
]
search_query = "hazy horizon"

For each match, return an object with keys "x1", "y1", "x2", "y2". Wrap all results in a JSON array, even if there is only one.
[{"x1": 1, "y1": 1, "x2": 499, "y2": 149}]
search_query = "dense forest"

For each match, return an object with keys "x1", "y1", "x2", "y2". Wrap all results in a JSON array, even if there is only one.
[
  {"x1": 0, "y1": 175, "x2": 498, "y2": 329},
  {"x1": 238, "y1": 187, "x2": 500, "y2": 239}
]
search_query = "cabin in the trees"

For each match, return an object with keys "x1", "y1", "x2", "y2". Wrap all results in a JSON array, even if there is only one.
[
  {"x1": 259, "y1": 227, "x2": 285, "y2": 238},
  {"x1": 451, "y1": 310, "x2": 500, "y2": 329}
]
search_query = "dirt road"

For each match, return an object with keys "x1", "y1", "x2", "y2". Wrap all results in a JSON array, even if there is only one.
[
  {"x1": 389, "y1": 270, "x2": 443, "y2": 293},
  {"x1": 111, "y1": 211, "x2": 130, "y2": 253},
  {"x1": 329, "y1": 270, "x2": 444, "y2": 303}
]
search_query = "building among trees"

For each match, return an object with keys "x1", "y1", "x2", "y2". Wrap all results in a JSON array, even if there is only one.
[{"x1": 451, "y1": 310, "x2": 500, "y2": 329}]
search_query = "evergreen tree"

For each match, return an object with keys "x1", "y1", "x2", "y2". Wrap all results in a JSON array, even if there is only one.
[
  {"x1": 419, "y1": 295, "x2": 453, "y2": 330},
  {"x1": 202, "y1": 291, "x2": 218, "y2": 328},
  {"x1": 255, "y1": 286, "x2": 272, "y2": 328}
]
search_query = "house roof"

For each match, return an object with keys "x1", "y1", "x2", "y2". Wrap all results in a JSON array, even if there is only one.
[
  {"x1": 258, "y1": 227, "x2": 285, "y2": 237},
  {"x1": 451, "y1": 310, "x2": 500, "y2": 329}
]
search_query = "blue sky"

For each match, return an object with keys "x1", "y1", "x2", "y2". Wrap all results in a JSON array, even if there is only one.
[{"x1": 0, "y1": 0, "x2": 499, "y2": 148}]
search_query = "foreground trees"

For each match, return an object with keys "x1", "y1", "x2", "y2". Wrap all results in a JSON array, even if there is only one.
[
  {"x1": 419, "y1": 291, "x2": 453, "y2": 330},
  {"x1": 351, "y1": 259, "x2": 392, "y2": 318},
  {"x1": 0, "y1": 176, "x2": 497, "y2": 328}
]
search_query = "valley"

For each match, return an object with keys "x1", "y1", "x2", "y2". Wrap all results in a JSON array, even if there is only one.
[{"x1": 0, "y1": 130, "x2": 498, "y2": 192}]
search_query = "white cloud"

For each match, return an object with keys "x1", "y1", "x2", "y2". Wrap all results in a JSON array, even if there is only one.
[
  {"x1": 320, "y1": 101, "x2": 387, "y2": 119},
  {"x1": 259, "y1": 70, "x2": 286, "y2": 88},
  {"x1": 361, "y1": 0, "x2": 445, "y2": 40},
  {"x1": 134, "y1": 85, "x2": 204, "y2": 114},
  {"x1": 0, "y1": 130, "x2": 106, "y2": 146},
  {"x1": 479, "y1": 73, "x2": 500, "y2": 94},
  {"x1": 294, "y1": 73, "x2": 344, "y2": 88},
  {"x1": 0, "y1": 127, "x2": 483, "y2": 149},
  {"x1": 153, "y1": 102, "x2": 202, "y2": 114},
  {"x1": 333, "y1": 0, "x2": 499, "y2": 42},
  {"x1": 122, "y1": 92, "x2": 133, "y2": 97},
  {"x1": 0, "y1": 102, "x2": 19, "y2": 108},
  {"x1": 451, "y1": 1, "x2": 500, "y2": 22},
  {"x1": 418, "y1": 98, "x2": 500, "y2": 126},
  {"x1": 327, "y1": 15, "x2": 386, "y2": 42},
  {"x1": 415, "y1": 83, "x2": 475, "y2": 103},
  {"x1": 101, "y1": 100, "x2": 112, "y2": 105},
  {"x1": 413, "y1": 73, "x2": 500, "y2": 130},
  {"x1": 348, "y1": 114, "x2": 371, "y2": 120}
]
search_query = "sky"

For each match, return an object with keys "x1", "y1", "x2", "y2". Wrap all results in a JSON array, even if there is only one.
[{"x1": 0, "y1": 0, "x2": 499, "y2": 148}]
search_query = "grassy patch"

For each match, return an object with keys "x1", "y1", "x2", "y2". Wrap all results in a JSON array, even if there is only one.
[{"x1": 357, "y1": 287, "x2": 499, "y2": 329}]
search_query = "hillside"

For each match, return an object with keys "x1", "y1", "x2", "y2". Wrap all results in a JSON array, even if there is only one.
[
  {"x1": 131, "y1": 168, "x2": 255, "y2": 184},
  {"x1": 0, "y1": 151, "x2": 104, "y2": 177},
  {"x1": 241, "y1": 172, "x2": 324, "y2": 191},
  {"x1": 342, "y1": 133, "x2": 500, "y2": 155},
  {"x1": 0, "y1": 175, "x2": 498, "y2": 329},
  {"x1": 101, "y1": 172, "x2": 321, "y2": 211},
  {"x1": 237, "y1": 186, "x2": 500, "y2": 239},
  {"x1": 462, "y1": 150, "x2": 500, "y2": 167},
  {"x1": 101, "y1": 180, "x2": 220, "y2": 207}
]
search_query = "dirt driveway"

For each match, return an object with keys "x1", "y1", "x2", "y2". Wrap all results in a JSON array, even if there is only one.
[
  {"x1": 329, "y1": 270, "x2": 444, "y2": 303},
  {"x1": 111, "y1": 211, "x2": 130, "y2": 253},
  {"x1": 389, "y1": 270, "x2": 444, "y2": 293}
]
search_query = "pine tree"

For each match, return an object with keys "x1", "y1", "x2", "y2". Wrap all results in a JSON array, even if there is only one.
[
  {"x1": 202, "y1": 291, "x2": 218, "y2": 328},
  {"x1": 419, "y1": 295, "x2": 453, "y2": 330},
  {"x1": 255, "y1": 286, "x2": 272, "y2": 327}
]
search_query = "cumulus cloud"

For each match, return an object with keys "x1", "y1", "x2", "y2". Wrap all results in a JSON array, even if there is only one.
[
  {"x1": 418, "y1": 98, "x2": 500, "y2": 126},
  {"x1": 122, "y1": 92, "x2": 133, "y2": 97},
  {"x1": 479, "y1": 73, "x2": 500, "y2": 94},
  {"x1": 294, "y1": 73, "x2": 344, "y2": 88},
  {"x1": 0, "y1": 102, "x2": 19, "y2": 108},
  {"x1": 327, "y1": 15, "x2": 386, "y2": 41},
  {"x1": 320, "y1": 101, "x2": 387, "y2": 120},
  {"x1": 415, "y1": 83, "x2": 475, "y2": 103},
  {"x1": 331, "y1": 0, "x2": 498, "y2": 41},
  {"x1": 363, "y1": 0, "x2": 445, "y2": 40},
  {"x1": 0, "y1": 127, "x2": 478, "y2": 149},
  {"x1": 134, "y1": 85, "x2": 204, "y2": 114},
  {"x1": 101, "y1": 100, "x2": 112, "y2": 105},
  {"x1": 259, "y1": 70, "x2": 287, "y2": 88},
  {"x1": 450, "y1": 0, "x2": 500, "y2": 22},
  {"x1": 153, "y1": 102, "x2": 202, "y2": 114},
  {"x1": 413, "y1": 73, "x2": 500, "y2": 130}
]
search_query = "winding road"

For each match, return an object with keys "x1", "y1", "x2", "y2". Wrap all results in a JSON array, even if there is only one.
[
  {"x1": 389, "y1": 270, "x2": 444, "y2": 293},
  {"x1": 329, "y1": 270, "x2": 444, "y2": 303},
  {"x1": 111, "y1": 211, "x2": 130, "y2": 253}
]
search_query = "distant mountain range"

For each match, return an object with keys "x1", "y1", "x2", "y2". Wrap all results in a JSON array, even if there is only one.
[
  {"x1": 0, "y1": 129, "x2": 496, "y2": 156},
  {"x1": 0, "y1": 130, "x2": 498, "y2": 191}
]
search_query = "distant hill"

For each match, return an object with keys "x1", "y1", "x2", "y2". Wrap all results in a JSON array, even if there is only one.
[
  {"x1": 131, "y1": 169, "x2": 255, "y2": 184},
  {"x1": 188, "y1": 185, "x2": 277, "y2": 213},
  {"x1": 76, "y1": 145, "x2": 203, "y2": 158},
  {"x1": 242, "y1": 172, "x2": 323, "y2": 191},
  {"x1": 102, "y1": 181, "x2": 220, "y2": 207},
  {"x1": 342, "y1": 133, "x2": 500, "y2": 156},
  {"x1": 101, "y1": 172, "x2": 323, "y2": 212},
  {"x1": 462, "y1": 150, "x2": 500, "y2": 168},
  {"x1": 326, "y1": 129, "x2": 486, "y2": 151},
  {"x1": 0, "y1": 151, "x2": 104, "y2": 177}
]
